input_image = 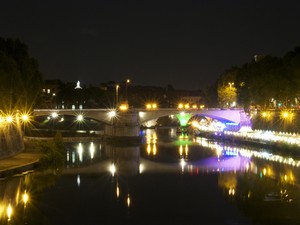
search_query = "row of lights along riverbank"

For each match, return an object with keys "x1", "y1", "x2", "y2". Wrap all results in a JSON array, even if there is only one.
[
  {"x1": 0, "y1": 112, "x2": 30, "y2": 125},
  {"x1": 260, "y1": 110, "x2": 295, "y2": 122}
]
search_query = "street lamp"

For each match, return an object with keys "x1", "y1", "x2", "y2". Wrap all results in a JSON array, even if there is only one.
[
  {"x1": 115, "y1": 84, "x2": 119, "y2": 108},
  {"x1": 227, "y1": 82, "x2": 236, "y2": 107},
  {"x1": 228, "y1": 82, "x2": 234, "y2": 88},
  {"x1": 125, "y1": 79, "x2": 130, "y2": 103}
]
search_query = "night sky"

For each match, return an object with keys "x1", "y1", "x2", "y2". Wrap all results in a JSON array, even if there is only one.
[{"x1": 1, "y1": 0, "x2": 300, "y2": 90}]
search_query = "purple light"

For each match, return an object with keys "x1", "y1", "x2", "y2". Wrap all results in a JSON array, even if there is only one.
[{"x1": 193, "y1": 156, "x2": 250, "y2": 172}]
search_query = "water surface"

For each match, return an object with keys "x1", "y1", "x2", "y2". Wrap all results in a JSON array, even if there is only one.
[{"x1": 1, "y1": 128, "x2": 300, "y2": 225}]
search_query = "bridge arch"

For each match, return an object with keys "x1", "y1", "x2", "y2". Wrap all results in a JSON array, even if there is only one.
[{"x1": 138, "y1": 108, "x2": 250, "y2": 127}]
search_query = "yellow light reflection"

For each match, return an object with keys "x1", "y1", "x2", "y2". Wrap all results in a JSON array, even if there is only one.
[
  {"x1": 77, "y1": 143, "x2": 83, "y2": 162},
  {"x1": 7, "y1": 203, "x2": 12, "y2": 221},
  {"x1": 145, "y1": 131, "x2": 158, "y2": 156},
  {"x1": 116, "y1": 184, "x2": 120, "y2": 198},
  {"x1": 229, "y1": 187, "x2": 235, "y2": 196},
  {"x1": 263, "y1": 168, "x2": 267, "y2": 176},
  {"x1": 152, "y1": 133, "x2": 157, "y2": 143},
  {"x1": 89, "y1": 142, "x2": 95, "y2": 159},
  {"x1": 180, "y1": 158, "x2": 186, "y2": 173},
  {"x1": 147, "y1": 144, "x2": 151, "y2": 155},
  {"x1": 179, "y1": 145, "x2": 183, "y2": 156},
  {"x1": 23, "y1": 191, "x2": 29, "y2": 206},
  {"x1": 152, "y1": 144, "x2": 157, "y2": 155},
  {"x1": 127, "y1": 194, "x2": 131, "y2": 207},
  {"x1": 0, "y1": 203, "x2": 5, "y2": 219},
  {"x1": 185, "y1": 144, "x2": 189, "y2": 157},
  {"x1": 110, "y1": 163, "x2": 116, "y2": 176},
  {"x1": 139, "y1": 163, "x2": 144, "y2": 174}
]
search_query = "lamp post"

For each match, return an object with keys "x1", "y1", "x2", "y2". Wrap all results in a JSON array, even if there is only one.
[
  {"x1": 115, "y1": 84, "x2": 119, "y2": 108},
  {"x1": 227, "y1": 82, "x2": 236, "y2": 107},
  {"x1": 125, "y1": 79, "x2": 130, "y2": 103},
  {"x1": 228, "y1": 82, "x2": 234, "y2": 89}
]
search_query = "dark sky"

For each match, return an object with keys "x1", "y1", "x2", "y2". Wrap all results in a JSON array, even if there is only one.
[{"x1": 1, "y1": 1, "x2": 300, "y2": 90}]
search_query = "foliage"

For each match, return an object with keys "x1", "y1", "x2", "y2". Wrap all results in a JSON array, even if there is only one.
[
  {"x1": 216, "y1": 47, "x2": 300, "y2": 109},
  {"x1": 34, "y1": 132, "x2": 66, "y2": 170},
  {"x1": 0, "y1": 37, "x2": 43, "y2": 112},
  {"x1": 217, "y1": 83, "x2": 237, "y2": 108}
]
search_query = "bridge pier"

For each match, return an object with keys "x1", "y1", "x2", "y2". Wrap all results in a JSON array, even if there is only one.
[{"x1": 104, "y1": 111, "x2": 141, "y2": 141}]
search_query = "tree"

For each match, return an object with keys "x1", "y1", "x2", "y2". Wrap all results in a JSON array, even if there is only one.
[
  {"x1": 0, "y1": 37, "x2": 43, "y2": 112},
  {"x1": 217, "y1": 82, "x2": 237, "y2": 108},
  {"x1": 217, "y1": 68, "x2": 238, "y2": 108}
]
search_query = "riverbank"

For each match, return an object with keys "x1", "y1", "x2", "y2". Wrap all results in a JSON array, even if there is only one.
[
  {"x1": 0, "y1": 150, "x2": 42, "y2": 179},
  {"x1": 195, "y1": 130, "x2": 300, "y2": 158}
]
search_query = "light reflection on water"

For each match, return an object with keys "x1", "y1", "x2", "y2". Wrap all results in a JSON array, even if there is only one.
[{"x1": 1, "y1": 127, "x2": 300, "y2": 224}]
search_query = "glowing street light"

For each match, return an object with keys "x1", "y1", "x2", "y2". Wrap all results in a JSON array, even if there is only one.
[
  {"x1": 146, "y1": 103, "x2": 158, "y2": 110},
  {"x1": 51, "y1": 112, "x2": 58, "y2": 118},
  {"x1": 178, "y1": 103, "x2": 190, "y2": 109},
  {"x1": 77, "y1": 114, "x2": 84, "y2": 121},
  {"x1": 178, "y1": 103, "x2": 184, "y2": 109},
  {"x1": 280, "y1": 110, "x2": 295, "y2": 122},
  {"x1": 108, "y1": 110, "x2": 117, "y2": 118},
  {"x1": 261, "y1": 111, "x2": 273, "y2": 121},
  {"x1": 6, "y1": 115, "x2": 13, "y2": 123},
  {"x1": 119, "y1": 103, "x2": 129, "y2": 111},
  {"x1": 21, "y1": 114, "x2": 29, "y2": 122}
]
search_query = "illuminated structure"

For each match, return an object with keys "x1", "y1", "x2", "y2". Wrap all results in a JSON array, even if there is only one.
[
  {"x1": 33, "y1": 108, "x2": 251, "y2": 138},
  {"x1": 175, "y1": 112, "x2": 193, "y2": 127}
]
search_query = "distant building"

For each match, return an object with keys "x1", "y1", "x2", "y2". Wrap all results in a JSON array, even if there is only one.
[{"x1": 41, "y1": 79, "x2": 62, "y2": 108}]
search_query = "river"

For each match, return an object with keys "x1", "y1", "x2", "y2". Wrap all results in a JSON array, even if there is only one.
[{"x1": 1, "y1": 127, "x2": 300, "y2": 225}]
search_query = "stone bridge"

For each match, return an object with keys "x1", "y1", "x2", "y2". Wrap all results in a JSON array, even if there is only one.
[
  {"x1": 34, "y1": 108, "x2": 250, "y2": 124},
  {"x1": 33, "y1": 108, "x2": 251, "y2": 138}
]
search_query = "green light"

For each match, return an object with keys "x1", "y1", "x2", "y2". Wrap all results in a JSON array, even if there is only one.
[{"x1": 176, "y1": 112, "x2": 192, "y2": 127}]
